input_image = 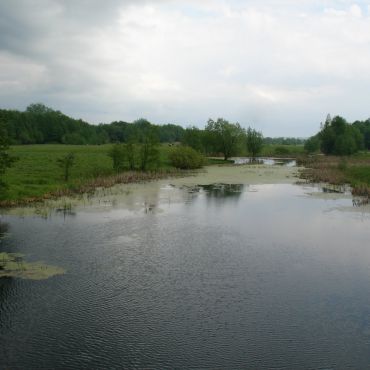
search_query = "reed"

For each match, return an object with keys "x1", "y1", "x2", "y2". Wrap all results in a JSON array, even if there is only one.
[{"x1": 298, "y1": 154, "x2": 370, "y2": 197}]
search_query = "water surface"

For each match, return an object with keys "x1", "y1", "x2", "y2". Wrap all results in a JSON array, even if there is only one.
[{"x1": 1, "y1": 168, "x2": 370, "y2": 369}]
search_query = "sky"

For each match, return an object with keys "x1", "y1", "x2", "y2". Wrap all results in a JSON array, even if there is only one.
[{"x1": 1, "y1": 0, "x2": 370, "y2": 136}]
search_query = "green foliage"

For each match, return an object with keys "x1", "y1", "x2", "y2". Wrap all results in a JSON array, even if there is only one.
[
  {"x1": 169, "y1": 146, "x2": 205, "y2": 169},
  {"x1": 304, "y1": 135, "x2": 321, "y2": 153},
  {"x1": 263, "y1": 137, "x2": 306, "y2": 145},
  {"x1": 0, "y1": 104, "x2": 184, "y2": 146},
  {"x1": 108, "y1": 144, "x2": 126, "y2": 172},
  {"x1": 261, "y1": 144, "x2": 304, "y2": 157},
  {"x1": 126, "y1": 141, "x2": 136, "y2": 170},
  {"x1": 181, "y1": 126, "x2": 204, "y2": 152},
  {"x1": 57, "y1": 153, "x2": 75, "y2": 181},
  {"x1": 0, "y1": 122, "x2": 18, "y2": 188},
  {"x1": 205, "y1": 118, "x2": 245, "y2": 160},
  {"x1": 246, "y1": 127, "x2": 263, "y2": 157},
  {"x1": 138, "y1": 126, "x2": 160, "y2": 171},
  {"x1": 274, "y1": 146, "x2": 290, "y2": 155},
  {"x1": 318, "y1": 116, "x2": 363, "y2": 156}
]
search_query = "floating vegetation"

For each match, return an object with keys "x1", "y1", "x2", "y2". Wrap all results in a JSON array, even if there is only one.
[{"x1": 0, "y1": 252, "x2": 65, "y2": 280}]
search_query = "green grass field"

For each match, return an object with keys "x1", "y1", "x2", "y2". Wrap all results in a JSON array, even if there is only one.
[
  {"x1": 1, "y1": 144, "x2": 305, "y2": 203},
  {"x1": 1, "y1": 144, "x2": 175, "y2": 202}
]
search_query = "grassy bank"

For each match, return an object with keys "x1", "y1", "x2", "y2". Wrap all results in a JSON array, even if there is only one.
[
  {"x1": 0, "y1": 144, "x2": 176, "y2": 205},
  {"x1": 298, "y1": 153, "x2": 370, "y2": 196},
  {"x1": 1, "y1": 143, "x2": 305, "y2": 205}
]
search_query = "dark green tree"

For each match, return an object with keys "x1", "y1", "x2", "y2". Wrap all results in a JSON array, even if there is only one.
[
  {"x1": 319, "y1": 116, "x2": 363, "y2": 155},
  {"x1": 0, "y1": 122, "x2": 17, "y2": 188},
  {"x1": 246, "y1": 127, "x2": 263, "y2": 158}
]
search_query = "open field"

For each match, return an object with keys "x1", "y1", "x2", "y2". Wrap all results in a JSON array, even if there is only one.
[
  {"x1": 1, "y1": 144, "x2": 306, "y2": 204},
  {"x1": 1, "y1": 144, "x2": 176, "y2": 204}
]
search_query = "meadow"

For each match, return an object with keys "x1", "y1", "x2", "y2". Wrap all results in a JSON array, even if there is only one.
[
  {"x1": 1, "y1": 144, "x2": 176, "y2": 204},
  {"x1": 0, "y1": 144, "x2": 303, "y2": 205}
]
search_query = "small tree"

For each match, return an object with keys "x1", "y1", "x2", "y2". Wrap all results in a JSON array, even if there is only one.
[
  {"x1": 57, "y1": 153, "x2": 75, "y2": 182},
  {"x1": 138, "y1": 127, "x2": 160, "y2": 171},
  {"x1": 108, "y1": 144, "x2": 126, "y2": 172},
  {"x1": 126, "y1": 139, "x2": 136, "y2": 171},
  {"x1": 246, "y1": 127, "x2": 263, "y2": 158},
  {"x1": 0, "y1": 121, "x2": 17, "y2": 189}
]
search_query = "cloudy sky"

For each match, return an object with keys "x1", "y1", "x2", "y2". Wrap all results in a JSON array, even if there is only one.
[{"x1": 1, "y1": 0, "x2": 370, "y2": 136}]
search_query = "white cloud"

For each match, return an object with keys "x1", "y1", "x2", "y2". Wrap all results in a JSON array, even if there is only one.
[{"x1": 0, "y1": 0, "x2": 370, "y2": 135}]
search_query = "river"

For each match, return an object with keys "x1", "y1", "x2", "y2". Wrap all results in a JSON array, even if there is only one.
[{"x1": 1, "y1": 163, "x2": 370, "y2": 369}]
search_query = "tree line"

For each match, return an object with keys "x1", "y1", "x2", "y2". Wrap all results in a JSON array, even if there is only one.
[
  {"x1": 305, "y1": 115, "x2": 370, "y2": 155},
  {"x1": 0, "y1": 103, "x2": 184, "y2": 145},
  {"x1": 1, "y1": 103, "x2": 303, "y2": 149}
]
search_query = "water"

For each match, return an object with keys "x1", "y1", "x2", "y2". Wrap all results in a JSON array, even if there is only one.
[
  {"x1": 1, "y1": 177, "x2": 370, "y2": 369},
  {"x1": 233, "y1": 157, "x2": 296, "y2": 166}
]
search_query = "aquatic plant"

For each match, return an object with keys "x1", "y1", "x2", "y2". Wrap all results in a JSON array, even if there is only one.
[{"x1": 0, "y1": 252, "x2": 65, "y2": 280}]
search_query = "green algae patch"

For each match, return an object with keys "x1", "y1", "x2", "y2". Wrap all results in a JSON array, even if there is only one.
[{"x1": 0, "y1": 252, "x2": 65, "y2": 280}]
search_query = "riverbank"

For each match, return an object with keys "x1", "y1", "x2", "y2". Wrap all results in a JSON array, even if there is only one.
[
  {"x1": 1, "y1": 163, "x2": 299, "y2": 216},
  {"x1": 1, "y1": 144, "x2": 301, "y2": 206},
  {"x1": 298, "y1": 154, "x2": 370, "y2": 196}
]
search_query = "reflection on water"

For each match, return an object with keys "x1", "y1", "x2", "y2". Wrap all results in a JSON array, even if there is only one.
[
  {"x1": 233, "y1": 157, "x2": 296, "y2": 167},
  {"x1": 1, "y1": 181, "x2": 370, "y2": 368},
  {"x1": 200, "y1": 183, "x2": 244, "y2": 197},
  {"x1": 0, "y1": 221, "x2": 9, "y2": 239}
]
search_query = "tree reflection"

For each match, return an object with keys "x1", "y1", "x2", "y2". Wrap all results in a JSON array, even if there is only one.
[
  {"x1": 200, "y1": 183, "x2": 245, "y2": 202},
  {"x1": 0, "y1": 221, "x2": 9, "y2": 239}
]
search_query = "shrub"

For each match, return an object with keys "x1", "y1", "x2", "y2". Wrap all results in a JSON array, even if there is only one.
[
  {"x1": 108, "y1": 144, "x2": 126, "y2": 172},
  {"x1": 169, "y1": 146, "x2": 204, "y2": 169},
  {"x1": 274, "y1": 146, "x2": 290, "y2": 155}
]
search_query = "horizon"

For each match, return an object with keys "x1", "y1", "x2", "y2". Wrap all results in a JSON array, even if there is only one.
[{"x1": 1, "y1": 1, "x2": 370, "y2": 137}]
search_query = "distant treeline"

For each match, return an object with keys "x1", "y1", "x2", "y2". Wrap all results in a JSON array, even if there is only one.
[
  {"x1": 0, "y1": 103, "x2": 184, "y2": 145},
  {"x1": 0, "y1": 103, "x2": 304, "y2": 147},
  {"x1": 263, "y1": 137, "x2": 305, "y2": 145},
  {"x1": 305, "y1": 115, "x2": 370, "y2": 155}
]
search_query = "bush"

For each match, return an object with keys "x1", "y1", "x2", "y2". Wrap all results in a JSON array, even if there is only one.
[
  {"x1": 274, "y1": 146, "x2": 290, "y2": 155},
  {"x1": 169, "y1": 146, "x2": 204, "y2": 169}
]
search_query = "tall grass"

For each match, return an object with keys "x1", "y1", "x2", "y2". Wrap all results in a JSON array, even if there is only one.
[{"x1": 298, "y1": 153, "x2": 370, "y2": 196}]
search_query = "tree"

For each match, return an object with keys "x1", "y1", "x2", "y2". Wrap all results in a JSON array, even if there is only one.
[
  {"x1": 205, "y1": 118, "x2": 245, "y2": 160},
  {"x1": 304, "y1": 135, "x2": 321, "y2": 154},
  {"x1": 57, "y1": 153, "x2": 75, "y2": 181},
  {"x1": 0, "y1": 121, "x2": 17, "y2": 189},
  {"x1": 181, "y1": 126, "x2": 204, "y2": 152},
  {"x1": 108, "y1": 144, "x2": 126, "y2": 172},
  {"x1": 246, "y1": 127, "x2": 263, "y2": 158},
  {"x1": 319, "y1": 116, "x2": 363, "y2": 155},
  {"x1": 138, "y1": 126, "x2": 160, "y2": 171}
]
